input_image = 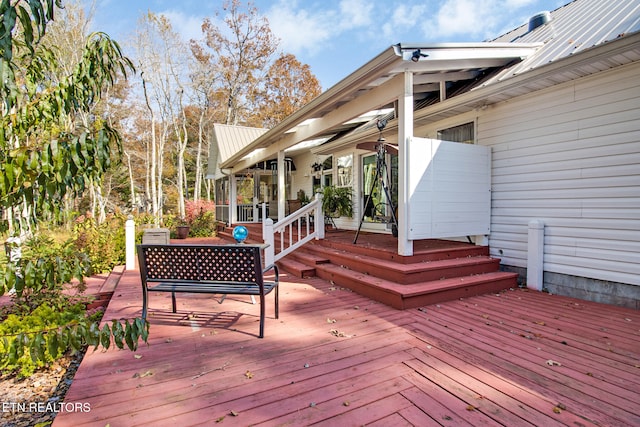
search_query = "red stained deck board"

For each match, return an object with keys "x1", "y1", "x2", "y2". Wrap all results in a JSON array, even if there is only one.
[
  {"x1": 53, "y1": 264, "x2": 640, "y2": 427},
  {"x1": 401, "y1": 372, "x2": 502, "y2": 427},
  {"x1": 447, "y1": 297, "x2": 640, "y2": 387},
  {"x1": 408, "y1": 306, "x2": 640, "y2": 426},
  {"x1": 204, "y1": 370, "x2": 416, "y2": 426},
  {"x1": 434, "y1": 298, "x2": 640, "y2": 405},
  {"x1": 472, "y1": 291, "x2": 640, "y2": 355},
  {"x1": 397, "y1": 405, "x2": 447, "y2": 427},
  {"x1": 309, "y1": 393, "x2": 415, "y2": 427}
]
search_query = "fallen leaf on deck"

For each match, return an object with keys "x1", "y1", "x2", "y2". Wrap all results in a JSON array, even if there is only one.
[
  {"x1": 546, "y1": 360, "x2": 562, "y2": 366},
  {"x1": 229, "y1": 410, "x2": 239, "y2": 417},
  {"x1": 466, "y1": 405, "x2": 477, "y2": 411},
  {"x1": 134, "y1": 354, "x2": 143, "y2": 359},
  {"x1": 327, "y1": 318, "x2": 337, "y2": 323},
  {"x1": 244, "y1": 370, "x2": 253, "y2": 379},
  {"x1": 535, "y1": 321, "x2": 546, "y2": 326},
  {"x1": 132, "y1": 370, "x2": 153, "y2": 378}
]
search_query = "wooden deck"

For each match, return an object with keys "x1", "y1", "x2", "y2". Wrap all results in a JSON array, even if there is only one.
[{"x1": 53, "y1": 263, "x2": 640, "y2": 426}]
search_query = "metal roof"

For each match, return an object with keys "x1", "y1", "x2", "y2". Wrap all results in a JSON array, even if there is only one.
[
  {"x1": 207, "y1": 124, "x2": 268, "y2": 178},
  {"x1": 486, "y1": 0, "x2": 640, "y2": 85},
  {"x1": 221, "y1": 0, "x2": 640, "y2": 170}
]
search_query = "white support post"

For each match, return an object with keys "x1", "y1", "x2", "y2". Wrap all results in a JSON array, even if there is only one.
[
  {"x1": 125, "y1": 216, "x2": 136, "y2": 270},
  {"x1": 264, "y1": 218, "x2": 275, "y2": 266},
  {"x1": 315, "y1": 193, "x2": 325, "y2": 239},
  {"x1": 230, "y1": 174, "x2": 238, "y2": 225},
  {"x1": 398, "y1": 69, "x2": 414, "y2": 256},
  {"x1": 527, "y1": 220, "x2": 545, "y2": 291},
  {"x1": 277, "y1": 150, "x2": 285, "y2": 222}
]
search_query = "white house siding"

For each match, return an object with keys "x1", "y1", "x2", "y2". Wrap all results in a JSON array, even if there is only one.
[{"x1": 479, "y1": 61, "x2": 640, "y2": 305}]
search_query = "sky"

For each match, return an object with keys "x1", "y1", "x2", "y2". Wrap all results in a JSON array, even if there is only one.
[{"x1": 86, "y1": 0, "x2": 567, "y2": 90}]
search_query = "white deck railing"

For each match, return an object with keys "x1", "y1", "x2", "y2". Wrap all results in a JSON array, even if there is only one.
[{"x1": 263, "y1": 194, "x2": 324, "y2": 266}]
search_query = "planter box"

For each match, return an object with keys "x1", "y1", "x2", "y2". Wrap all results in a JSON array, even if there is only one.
[{"x1": 142, "y1": 228, "x2": 170, "y2": 244}]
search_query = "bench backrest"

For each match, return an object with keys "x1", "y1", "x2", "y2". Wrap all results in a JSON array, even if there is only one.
[{"x1": 137, "y1": 244, "x2": 264, "y2": 285}]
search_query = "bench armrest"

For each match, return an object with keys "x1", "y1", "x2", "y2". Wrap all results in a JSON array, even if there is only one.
[{"x1": 263, "y1": 263, "x2": 279, "y2": 283}]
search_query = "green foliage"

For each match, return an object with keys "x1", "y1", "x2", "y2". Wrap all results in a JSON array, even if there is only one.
[
  {"x1": 0, "y1": 0, "x2": 134, "y2": 234},
  {"x1": 0, "y1": 3, "x2": 148, "y2": 376},
  {"x1": 0, "y1": 303, "x2": 148, "y2": 377},
  {"x1": 0, "y1": 235, "x2": 91, "y2": 299},
  {"x1": 72, "y1": 213, "x2": 127, "y2": 273},
  {"x1": 0, "y1": 302, "x2": 85, "y2": 376},
  {"x1": 322, "y1": 186, "x2": 353, "y2": 218}
]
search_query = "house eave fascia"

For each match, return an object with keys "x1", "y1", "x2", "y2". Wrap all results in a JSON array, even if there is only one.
[{"x1": 316, "y1": 31, "x2": 640, "y2": 153}]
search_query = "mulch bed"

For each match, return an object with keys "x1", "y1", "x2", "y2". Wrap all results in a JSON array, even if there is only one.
[{"x1": 0, "y1": 349, "x2": 85, "y2": 427}]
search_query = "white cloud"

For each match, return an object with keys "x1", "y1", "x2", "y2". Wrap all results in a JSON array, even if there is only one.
[
  {"x1": 338, "y1": 0, "x2": 374, "y2": 30},
  {"x1": 160, "y1": 10, "x2": 207, "y2": 42},
  {"x1": 381, "y1": 4, "x2": 428, "y2": 41},
  {"x1": 266, "y1": 1, "x2": 335, "y2": 55}
]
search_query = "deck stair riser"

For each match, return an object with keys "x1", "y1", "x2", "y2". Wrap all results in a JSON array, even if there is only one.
[
  {"x1": 219, "y1": 224, "x2": 518, "y2": 309},
  {"x1": 298, "y1": 243, "x2": 501, "y2": 284}
]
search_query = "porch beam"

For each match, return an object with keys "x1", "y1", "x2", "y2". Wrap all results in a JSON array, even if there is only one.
[
  {"x1": 229, "y1": 74, "x2": 405, "y2": 172},
  {"x1": 398, "y1": 70, "x2": 414, "y2": 256}
]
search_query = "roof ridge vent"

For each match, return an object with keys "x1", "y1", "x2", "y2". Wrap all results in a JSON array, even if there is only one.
[{"x1": 528, "y1": 11, "x2": 551, "y2": 32}]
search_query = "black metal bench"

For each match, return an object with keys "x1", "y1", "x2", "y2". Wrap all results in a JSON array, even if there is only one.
[{"x1": 137, "y1": 244, "x2": 279, "y2": 338}]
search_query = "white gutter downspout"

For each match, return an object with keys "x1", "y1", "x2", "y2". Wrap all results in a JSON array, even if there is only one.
[{"x1": 398, "y1": 70, "x2": 414, "y2": 256}]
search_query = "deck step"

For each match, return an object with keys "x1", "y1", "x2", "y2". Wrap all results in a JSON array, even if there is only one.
[
  {"x1": 314, "y1": 234, "x2": 489, "y2": 263},
  {"x1": 301, "y1": 243, "x2": 501, "y2": 284},
  {"x1": 223, "y1": 224, "x2": 519, "y2": 309},
  {"x1": 315, "y1": 263, "x2": 518, "y2": 309},
  {"x1": 277, "y1": 258, "x2": 316, "y2": 278}
]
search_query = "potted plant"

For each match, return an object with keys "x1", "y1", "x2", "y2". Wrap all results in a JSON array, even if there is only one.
[
  {"x1": 175, "y1": 219, "x2": 190, "y2": 239},
  {"x1": 321, "y1": 186, "x2": 353, "y2": 228}
]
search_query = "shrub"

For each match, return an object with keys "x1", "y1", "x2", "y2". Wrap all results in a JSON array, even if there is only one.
[
  {"x1": 72, "y1": 213, "x2": 127, "y2": 273},
  {"x1": 0, "y1": 303, "x2": 88, "y2": 377},
  {"x1": 184, "y1": 200, "x2": 217, "y2": 237}
]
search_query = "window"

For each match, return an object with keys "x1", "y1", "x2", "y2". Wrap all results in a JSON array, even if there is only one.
[
  {"x1": 437, "y1": 122, "x2": 474, "y2": 144},
  {"x1": 336, "y1": 154, "x2": 353, "y2": 187}
]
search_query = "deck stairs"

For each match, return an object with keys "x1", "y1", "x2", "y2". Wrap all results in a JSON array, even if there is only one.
[{"x1": 218, "y1": 223, "x2": 518, "y2": 309}]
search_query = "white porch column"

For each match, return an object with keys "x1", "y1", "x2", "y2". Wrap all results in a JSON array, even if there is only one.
[
  {"x1": 277, "y1": 150, "x2": 286, "y2": 221},
  {"x1": 230, "y1": 174, "x2": 238, "y2": 224},
  {"x1": 397, "y1": 70, "x2": 414, "y2": 256}
]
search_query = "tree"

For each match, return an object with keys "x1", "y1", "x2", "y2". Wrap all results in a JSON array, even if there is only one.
[
  {"x1": 198, "y1": 0, "x2": 278, "y2": 125},
  {"x1": 249, "y1": 53, "x2": 322, "y2": 128},
  {"x1": 0, "y1": 0, "x2": 132, "y2": 236},
  {"x1": 0, "y1": 0, "x2": 148, "y2": 369}
]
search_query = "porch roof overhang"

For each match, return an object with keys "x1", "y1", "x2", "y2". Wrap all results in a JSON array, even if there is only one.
[
  {"x1": 220, "y1": 42, "x2": 542, "y2": 171},
  {"x1": 221, "y1": 30, "x2": 640, "y2": 170}
]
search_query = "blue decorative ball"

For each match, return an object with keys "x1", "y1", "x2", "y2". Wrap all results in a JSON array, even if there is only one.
[{"x1": 232, "y1": 225, "x2": 249, "y2": 243}]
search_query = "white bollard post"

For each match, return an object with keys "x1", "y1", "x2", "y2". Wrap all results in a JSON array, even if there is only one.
[
  {"x1": 527, "y1": 219, "x2": 544, "y2": 291},
  {"x1": 263, "y1": 218, "x2": 275, "y2": 266},
  {"x1": 125, "y1": 216, "x2": 136, "y2": 270}
]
